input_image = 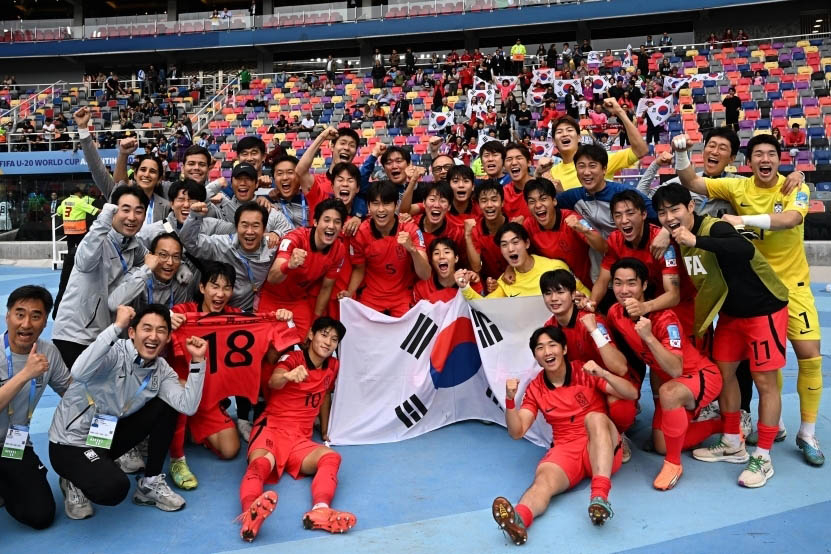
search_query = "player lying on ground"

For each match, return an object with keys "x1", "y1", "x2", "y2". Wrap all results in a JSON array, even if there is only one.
[{"x1": 491, "y1": 326, "x2": 638, "y2": 545}]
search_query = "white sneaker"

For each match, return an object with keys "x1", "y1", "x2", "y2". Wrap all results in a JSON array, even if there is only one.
[
  {"x1": 694, "y1": 401, "x2": 721, "y2": 422},
  {"x1": 116, "y1": 447, "x2": 146, "y2": 474},
  {"x1": 59, "y1": 477, "x2": 94, "y2": 520},
  {"x1": 740, "y1": 410, "x2": 752, "y2": 439},
  {"x1": 738, "y1": 455, "x2": 774, "y2": 488},
  {"x1": 133, "y1": 474, "x2": 186, "y2": 512},
  {"x1": 237, "y1": 419, "x2": 253, "y2": 442},
  {"x1": 692, "y1": 437, "x2": 750, "y2": 463}
]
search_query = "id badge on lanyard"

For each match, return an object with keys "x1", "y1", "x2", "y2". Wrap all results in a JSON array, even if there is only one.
[
  {"x1": 1, "y1": 333, "x2": 37, "y2": 460},
  {"x1": 85, "y1": 371, "x2": 152, "y2": 449}
]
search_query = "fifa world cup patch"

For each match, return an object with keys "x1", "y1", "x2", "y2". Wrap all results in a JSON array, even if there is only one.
[
  {"x1": 663, "y1": 246, "x2": 677, "y2": 267},
  {"x1": 667, "y1": 324, "x2": 682, "y2": 348},
  {"x1": 794, "y1": 191, "x2": 808, "y2": 209}
]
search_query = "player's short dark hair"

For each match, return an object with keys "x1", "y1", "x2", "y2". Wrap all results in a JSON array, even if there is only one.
[
  {"x1": 424, "y1": 180, "x2": 453, "y2": 203},
  {"x1": 494, "y1": 221, "x2": 529, "y2": 246},
  {"x1": 234, "y1": 201, "x2": 268, "y2": 226},
  {"x1": 200, "y1": 261, "x2": 236, "y2": 288},
  {"x1": 272, "y1": 154, "x2": 299, "y2": 167},
  {"x1": 112, "y1": 184, "x2": 149, "y2": 208},
  {"x1": 168, "y1": 179, "x2": 207, "y2": 203},
  {"x1": 651, "y1": 183, "x2": 692, "y2": 211},
  {"x1": 746, "y1": 133, "x2": 781, "y2": 159},
  {"x1": 310, "y1": 316, "x2": 346, "y2": 342},
  {"x1": 334, "y1": 127, "x2": 360, "y2": 148},
  {"x1": 6, "y1": 285, "x2": 53, "y2": 315},
  {"x1": 504, "y1": 142, "x2": 532, "y2": 162},
  {"x1": 380, "y1": 146, "x2": 411, "y2": 165},
  {"x1": 529, "y1": 325, "x2": 567, "y2": 353},
  {"x1": 314, "y1": 197, "x2": 348, "y2": 222},
  {"x1": 236, "y1": 136, "x2": 266, "y2": 154},
  {"x1": 552, "y1": 115, "x2": 581, "y2": 135},
  {"x1": 428, "y1": 236, "x2": 459, "y2": 259},
  {"x1": 574, "y1": 144, "x2": 608, "y2": 168},
  {"x1": 523, "y1": 178, "x2": 557, "y2": 201},
  {"x1": 329, "y1": 162, "x2": 360, "y2": 183},
  {"x1": 130, "y1": 304, "x2": 172, "y2": 332},
  {"x1": 610, "y1": 257, "x2": 649, "y2": 284},
  {"x1": 610, "y1": 189, "x2": 646, "y2": 214},
  {"x1": 479, "y1": 140, "x2": 506, "y2": 159},
  {"x1": 475, "y1": 179, "x2": 504, "y2": 202},
  {"x1": 183, "y1": 145, "x2": 212, "y2": 166},
  {"x1": 367, "y1": 180, "x2": 398, "y2": 204},
  {"x1": 539, "y1": 269, "x2": 576, "y2": 295},
  {"x1": 705, "y1": 127, "x2": 740, "y2": 156},
  {"x1": 149, "y1": 232, "x2": 182, "y2": 254},
  {"x1": 447, "y1": 164, "x2": 475, "y2": 183}
]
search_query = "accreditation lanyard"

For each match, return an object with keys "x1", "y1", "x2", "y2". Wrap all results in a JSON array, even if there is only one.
[
  {"x1": 1, "y1": 333, "x2": 37, "y2": 460},
  {"x1": 280, "y1": 194, "x2": 307, "y2": 229},
  {"x1": 109, "y1": 238, "x2": 129, "y2": 275},
  {"x1": 146, "y1": 196, "x2": 155, "y2": 224},
  {"x1": 3, "y1": 333, "x2": 36, "y2": 423},
  {"x1": 233, "y1": 243, "x2": 260, "y2": 292},
  {"x1": 146, "y1": 279, "x2": 174, "y2": 309}
]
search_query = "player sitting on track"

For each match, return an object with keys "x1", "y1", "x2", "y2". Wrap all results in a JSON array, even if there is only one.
[
  {"x1": 237, "y1": 317, "x2": 355, "y2": 542},
  {"x1": 491, "y1": 326, "x2": 638, "y2": 544}
]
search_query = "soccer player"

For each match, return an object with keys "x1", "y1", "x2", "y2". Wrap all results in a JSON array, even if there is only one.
[
  {"x1": 501, "y1": 143, "x2": 534, "y2": 221},
  {"x1": 48, "y1": 305, "x2": 207, "y2": 519},
  {"x1": 548, "y1": 98, "x2": 648, "y2": 191},
  {"x1": 0, "y1": 286, "x2": 70, "y2": 530},
  {"x1": 52, "y1": 186, "x2": 148, "y2": 368},
  {"x1": 237, "y1": 317, "x2": 355, "y2": 542},
  {"x1": 457, "y1": 222, "x2": 590, "y2": 299},
  {"x1": 523, "y1": 178, "x2": 604, "y2": 287},
  {"x1": 180, "y1": 202, "x2": 277, "y2": 312},
  {"x1": 342, "y1": 181, "x2": 431, "y2": 317},
  {"x1": 445, "y1": 165, "x2": 481, "y2": 227},
  {"x1": 108, "y1": 232, "x2": 191, "y2": 312},
  {"x1": 259, "y1": 198, "x2": 348, "y2": 337},
  {"x1": 491, "y1": 326, "x2": 638, "y2": 544},
  {"x1": 209, "y1": 163, "x2": 292, "y2": 236},
  {"x1": 464, "y1": 180, "x2": 508, "y2": 281},
  {"x1": 414, "y1": 238, "x2": 482, "y2": 303},
  {"x1": 605, "y1": 259, "x2": 723, "y2": 490},
  {"x1": 651, "y1": 183, "x2": 790, "y2": 487},
  {"x1": 540, "y1": 270, "x2": 636, "y2": 458},
  {"x1": 674, "y1": 133, "x2": 824, "y2": 466},
  {"x1": 408, "y1": 180, "x2": 465, "y2": 252}
]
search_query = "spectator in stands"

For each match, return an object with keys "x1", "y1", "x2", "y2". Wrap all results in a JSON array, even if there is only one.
[
  {"x1": 659, "y1": 58, "x2": 672, "y2": 77},
  {"x1": 190, "y1": 77, "x2": 203, "y2": 99},
  {"x1": 659, "y1": 31, "x2": 673, "y2": 52},
  {"x1": 492, "y1": 46, "x2": 507, "y2": 75},
  {"x1": 405, "y1": 47, "x2": 416, "y2": 74},
  {"x1": 221, "y1": 7, "x2": 231, "y2": 19},
  {"x1": 390, "y1": 49, "x2": 401, "y2": 69},
  {"x1": 412, "y1": 67, "x2": 427, "y2": 87},
  {"x1": 785, "y1": 123, "x2": 806, "y2": 156},
  {"x1": 636, "y1": 45, "x2": 650, "y2": 76},
  {"x1": 373, "y1": 48, "x2": 384, "y2": 68},
  {"x1": 325, "y1": 55, "x2": 337, "y2": 82},
  {"x1": 536, "y1": 43, "x2": 547, "y2": 62},
  {"x1": 545, "y1": 44, "x2": 558, "y2": 69},
  {"x1": 722, "y1": 28, "x2": 734, "y2": 47},
  {"x1": 589, "y1": 103, "x2": 608, "y2": 135},
  {"x1": 707, "y1": 33, "x2": 718, "y2": 47},
  {"x1": 643, "y1": 35, "x2": 655, "y2": 49},
  {"x1": 515, "y1": 102, "x2": 533, "y2": 140},
  {"x1": 301, "y1": 114, "x2": 316, "y2": 131},
  {"x1": 736, "y1": 28, "x2": 749, "y2": 47},
  {"x1": 771, "y1": 127, "x2": 783, "y2": 147},
  {"x1": 753, "y1": 70, "x2": 766, "y2": 86},
  {"x1": 511, "y1": 38, "x2": 526, "y2": 75},
  {"x1": 371, "y1": 61, "x2": 386, "y2": 89},
  {"x1": 561, "y1": 43, "x2": 573, "y2": 70},
  {"x1": 105, "y1": 72, "x2": 124, "y2": 100},
  {"x1": 643, "y1": 90, "x2": 662, "y2": 145},
  {"x1": 722, "y1": 86, "x2": 741, "y2": 132},
  {"x1": 371, "y1": 103, "x2": 387, "y2": 124},
  {"x1": 390, "y1": 94, "x2": 410, "y2": 128},
  {"x1": 460, "y1": 64, "x2": 474, "y2": 93},
  {"x1": 289, "y1": 115, "x2": 302, "y2": 133},
  {"x1": 146, "y1": 66, "x2": 157, "y2": 95}
]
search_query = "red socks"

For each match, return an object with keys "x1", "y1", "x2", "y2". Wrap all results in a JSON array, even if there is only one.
[
  {"x1": 722, "y1": 410, "x2": 741, "y2": 435},
  {"x1": 169, "y1": 413, "x2": 187, "y2": 459},
  {"x1": 661, "y1": 407, "x2": 688, "y2": 465},
  {"x1": 240, "y1": 456, "x2": 272, "y2": 511},
  {"x1": 590, "y1": 475, "x2": 611, "y2": 500},
  {"x1": 311, "y1": 452, "x2": 341, "y2": 507},
  {"x1": 515, "y1": 503, "x2": 534, "y2": 528},
  {"x1": 684, "y1": 418, "x2": 722, "y2": 448},
  {"x1": 607, "y1": 399, "x2": 637, "y2": 434},
  {"x1": 756, "y1": 423, "x2": 778, "y2": 450}
]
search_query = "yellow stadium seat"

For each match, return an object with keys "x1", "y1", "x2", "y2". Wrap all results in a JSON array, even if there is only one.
[
  {"x1": 311, "y1": 157, "x2": 325, "y2": 169},
  {"x1": 797, "y1": 66, "x2": 813, "y2": 75},
  {"x1": 286, "y1": 148, "x2": 296, "y2": 156},
  {"x1": 686, "y1": 49, "x2": 698, "y2": 57},
  {"x1": 796, "y1": 40, "x2": 810, "y2": 48},
  {"x1": 764, "y1": 61, "x2": 779, "y2": 70},
  {"x1": 269, "y1": 105, "x2": 280, "y2": 113},
  {"x1": 407, "y1": 119, "x2": 418, "y2": 128},
  {"x1": 225, "y1": 114, "x2": 236, "y2": 122},
  {"x1": 751, "y1": 49, "x2": 765, "y2": 58},
  {"x1": 331, "y1": 95, "x2": 343, "y2": 103},
  {"x1": 804, "y1": 46, "x2": 818, "y2": 54},
  {"x1": 252, "y1": 119, "x2": 264, "y2": 128},
  {"x1": 289, "y1": 110, "x2": 301, "y2": 119},
  {"x1": 288, "y1": 98, "x2": 300, "y2": 106},
  {"x1": 362, "y1": 128, "x2": 375, "y2": 138},
  {"x1": 788, "y1": 117, "x2": 806, "y2": 128},
  {"x1": 683, "y1": 67, "x2": 698, "y2": 76},
  {"x1": 679, "y1": 88, "x2": 692, "y2": 96}
]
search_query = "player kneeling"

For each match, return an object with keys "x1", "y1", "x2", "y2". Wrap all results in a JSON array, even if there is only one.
[
  {"x1": 492, "y1": 327, "x2": 638, "y2": 545},
  {"x1": 237, "y1": 317, "x2": 355, "y2": 542}
]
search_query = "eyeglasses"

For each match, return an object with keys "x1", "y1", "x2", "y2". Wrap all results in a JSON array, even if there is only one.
[
  {"x1": 156, "y1": 252, "x2": 182, "y2": 263},
  {"x1": 432, "y1": 164, "x2": 454, "y2": 173}
]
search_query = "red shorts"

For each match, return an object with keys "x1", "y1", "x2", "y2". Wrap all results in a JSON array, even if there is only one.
[
  {"x1": 188, "y1": 403, "x2": 236, "y2": 444},
  {"x1": 651, "y1": 365, "x2": 723, "y2": 427},
  {"x1": 358, "y1": 293, "x2": 411, "y2": 318},
  {"x1": 538, "y1": 434, "x2": 623, "y2": 488},
  {"x1": 247, "y1": 419, "x2": 321, "y2": 483},
  {"x1": 713, "y1": 306, "x2": 788, "y2": 371}
]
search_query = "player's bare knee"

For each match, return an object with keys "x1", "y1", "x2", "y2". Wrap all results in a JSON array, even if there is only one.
[
  {"x1": 584, "y1": 411, "x2": 609, "y2": 436},
  {"x1": 218, "y1": 442, "x2": 240, "y2": 460},
  {"x1": 753, "y1": 371, "x2": 781, "y2": 395},
  {"x1": 658, "y1": 381, "x2": 686, "y2": 409}
]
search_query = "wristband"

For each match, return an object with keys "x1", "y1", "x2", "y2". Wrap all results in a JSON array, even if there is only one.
[
  {"x1": 78, "y1": 128, "x2": 91, "y2": 140},
  {"x1": 674, "y1": 151, "x2": 690, "y2": 172},
  {"x1": 740, "y1": 214, "x2": 771, "y2": 230},
  {"x1": 590, "y1": 328, "x2": 610, "y2": 348},
  {"x1": 505, "y1": 398, "x2": 516, "y2": 410}
]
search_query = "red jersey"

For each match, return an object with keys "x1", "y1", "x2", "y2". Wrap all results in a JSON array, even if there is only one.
[
  {"x1": 350, "y1": 217, "x2": 426, "y2": 307},
  {"x1": 502, "y1": 182, "x2": 533, "y2": 220},
  {"x1": 606, "y1": 304, "x2": 710, "y2": 384},
  {"x1": 445, "y1": 201, "x2": 482, "y2": 229},
  {"x1": 544, "y1": 309, "x2": 614, "y2": 366},
  {"x1": 262, "y1": 349, "x2": 339, "y2": 437},
  {"x1": 524, "y1": 207, "x2": 594, "y2": 286},
  {"x1": 413, "y1": 213, "x2": 465, "y2": 254},
  {"x1": 470, "y1": 217, "x2": 508, "y2": 280},
  {"x1": 305, "y1": 173, "x2": 333, "y2": 226},
  {"x1": 258, "y1": 227, "x2": 346, "y2": 309},
  {"x1": 413, "y1": 275, "x2": 482, "y2": 304},
  {"x1": 601, "y1": 224, "x2": 679, "y2": 294},
  {"x1": 521, "y1": 360, "x2": 608, "y2": 444}
]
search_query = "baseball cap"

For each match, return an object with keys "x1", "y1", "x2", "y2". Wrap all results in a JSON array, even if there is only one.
[{"x1": 232, "y1": 163, "x2": 257, "y2": 179}]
